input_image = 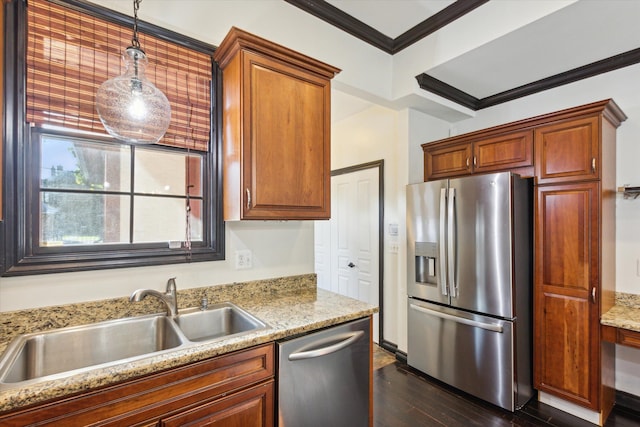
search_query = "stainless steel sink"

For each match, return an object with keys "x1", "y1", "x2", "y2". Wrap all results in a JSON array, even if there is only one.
[
  {"x1": 0, "y1": 302, "x2": 269, "y2": 388},
  {"x1": 0, "y1": 314, "x2": 185, "y2": 385},
  {"x1": 174, "y1": 302, "x2": 267, "y2": 342}
]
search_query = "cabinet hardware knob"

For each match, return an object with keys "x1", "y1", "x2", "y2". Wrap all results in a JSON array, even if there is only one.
[
  {"x1": 592, "y1": 287, "x2": 597, "y2": 303},
  {"x1": 466, "y1": 157, "x2": 470, "y2": 168},
  {"x1": 246, "y1": 188, "x2": 251, "y2": 210},
  {"x1": 473, "y1": 156, "x2": 477, "y2": 167},
  {"x1": 347, "y1": 262, "x2": 356, "y2": 268},
  {"x1": 592, "y1": 158, "x2": 596, "y2": 173}
]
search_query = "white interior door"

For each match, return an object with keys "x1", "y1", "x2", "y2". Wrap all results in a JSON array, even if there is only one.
[{"x1": 315, "y1": 167, "x2": 380, "y2": 342}]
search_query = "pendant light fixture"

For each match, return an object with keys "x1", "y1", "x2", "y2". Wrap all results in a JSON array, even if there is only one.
[{"x1": 96, "y1": 0, "x2": 171, "y2": 144}]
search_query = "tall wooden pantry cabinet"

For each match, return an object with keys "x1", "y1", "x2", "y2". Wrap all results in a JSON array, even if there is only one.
[{"x1": 421, "y1": 100, "x2": 626, "y2": 425}]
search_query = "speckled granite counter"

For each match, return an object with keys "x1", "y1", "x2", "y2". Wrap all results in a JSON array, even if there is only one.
[
  {"x1": 0, "y1": 274, "x2": 378, "y2": 413},
  {"x1": 601, "y1": 292, "x2": 640, "y2": 332}
]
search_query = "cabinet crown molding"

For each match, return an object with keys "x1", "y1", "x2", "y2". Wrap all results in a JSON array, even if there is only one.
[
  {"x1": 213, "y1": 26, "x2": 341, "y2": 78},
  {"x1": 422, "y1": 99, "x2": 627, "y2": 150}
]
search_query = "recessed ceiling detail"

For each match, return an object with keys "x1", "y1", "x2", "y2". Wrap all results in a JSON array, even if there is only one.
[{"x1": 285, "y1": 0, "x2": 640, "y2": 111}]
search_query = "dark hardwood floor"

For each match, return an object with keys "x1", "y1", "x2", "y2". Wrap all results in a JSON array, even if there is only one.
[{"x1": 373, "y1": 360, "x2": 640, "y2": 427}]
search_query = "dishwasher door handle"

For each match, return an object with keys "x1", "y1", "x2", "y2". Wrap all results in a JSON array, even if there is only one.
[{"x1": 288, "y1": 331, "x2": 365, "y2": 361}]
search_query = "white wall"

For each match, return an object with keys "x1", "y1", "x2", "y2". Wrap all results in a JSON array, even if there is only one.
[
  {"x1": 330, "y1": 103, "x2": 401, "y2": 345},
  {"x1": 330, "y1": 103, "x2": 451, "y2": 352},
  {"x1": 89, "y1": 0, "x2": 394, "y2": 106},
  {"x1": 0, "y1": 221, "x2": 314, "y2": 311}
]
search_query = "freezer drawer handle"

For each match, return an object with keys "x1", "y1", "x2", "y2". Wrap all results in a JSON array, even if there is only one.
[
  {"x1": 410, "y1": 303, "x2": 504, "y2": 333},
  {"x1": 288, "y1": 331, "x2": 365, "y2": 361}
]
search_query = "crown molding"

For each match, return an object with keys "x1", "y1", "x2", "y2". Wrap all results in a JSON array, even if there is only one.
[
  {"x1": 416, "y1": 47, "x2": 640, "y2": 110},
  {"x1": 284, "y1": 0, "x2": 488, "y2": 54},
  {"x1": 286, "y1": 0, "x2": 640, "y2": 110}
]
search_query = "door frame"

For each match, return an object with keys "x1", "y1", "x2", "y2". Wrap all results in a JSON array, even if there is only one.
[{"x1": 331, "y1": 160, "x2": 386, "y2": 348}]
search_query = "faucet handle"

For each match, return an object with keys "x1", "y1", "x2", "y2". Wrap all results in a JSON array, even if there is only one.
[{"x1": 166, "y1": 277, "x2": 177, "y2": 293}]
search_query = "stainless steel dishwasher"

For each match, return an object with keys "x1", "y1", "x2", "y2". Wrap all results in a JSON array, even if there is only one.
[{"x1": 277, "y1": 317, "x2": 370, "y2": 427}]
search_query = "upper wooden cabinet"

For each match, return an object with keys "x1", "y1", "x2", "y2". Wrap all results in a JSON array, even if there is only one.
[
  {"x1": 214, "y1": 27, "x2": 340, "y2": 220},
  {"x1": 535, "y1": 117, "x2": 600, "y2": 184},
  {"x1": 424, "y1": 142, "x2": 472, "y2": 179},
  {"x1": 474, "y1": 130, "x2": 533, "y2": 174},
  {"x1": 423, "y1": 129, "x2": 533, "y2": 180}
]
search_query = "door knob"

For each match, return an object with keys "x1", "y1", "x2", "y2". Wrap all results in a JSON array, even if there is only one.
[{"x1": 347, "y1": 262, "x2": 356, "y2": 268}]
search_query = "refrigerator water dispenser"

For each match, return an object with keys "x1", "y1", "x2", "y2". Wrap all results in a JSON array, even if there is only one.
[{"x1": 415, "y1": 242, "x2": 437, "y2": 285}]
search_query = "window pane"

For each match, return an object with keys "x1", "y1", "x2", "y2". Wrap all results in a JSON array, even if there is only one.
[
  {"x1": 41, "y1": 136, "x2": 131, "y2": 192},
  {"x1": 40, "y1": 193, "x2": 131, "y2": 245},
  {"x1": 133, "y1": 197, "x2": 202, "y2": 243},
  {"x1": 134, "y1": 148, "x2": 202, "y2": 197}
]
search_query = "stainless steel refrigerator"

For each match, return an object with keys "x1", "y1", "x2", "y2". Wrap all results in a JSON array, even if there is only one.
[{"x1": 406, "y1": 171, "x2": 533, "y2": 411}]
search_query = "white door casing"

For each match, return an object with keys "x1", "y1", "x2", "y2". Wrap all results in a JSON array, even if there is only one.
[{"x1": 315, "y1": 166, "x2": 380, "y2": 342}]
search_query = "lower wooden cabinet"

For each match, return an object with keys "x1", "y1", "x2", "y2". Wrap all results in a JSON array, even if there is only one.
[
  {"x1": 0, "y1": 344, "x2": 274, "y2": 426},
  {"x1": 161, "y1": 380, "x2": 274, "y2": 427}
]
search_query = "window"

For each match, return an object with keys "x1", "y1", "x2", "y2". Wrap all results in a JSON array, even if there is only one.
[{"x1": 1, "y1": 0, "x2": 224, "y2": 275}]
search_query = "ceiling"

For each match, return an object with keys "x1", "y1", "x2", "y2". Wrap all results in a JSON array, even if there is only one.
[{"x1": 286, "y1": 0, "x2": 640, "y2": 112}]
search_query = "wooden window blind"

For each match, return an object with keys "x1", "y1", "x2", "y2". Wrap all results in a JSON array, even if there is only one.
[{"x1": 26, "y1": 0, "x2": 211, "y2": 151}]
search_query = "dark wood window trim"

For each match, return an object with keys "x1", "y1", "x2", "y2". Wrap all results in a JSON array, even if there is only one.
[{"x1": 1, "y1": 0, "x2": 225, "y2": 276}]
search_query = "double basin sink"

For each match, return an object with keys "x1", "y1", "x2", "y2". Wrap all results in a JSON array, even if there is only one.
[{"x1": 0, "y1": 302, "x2": 268, "y2": 387}]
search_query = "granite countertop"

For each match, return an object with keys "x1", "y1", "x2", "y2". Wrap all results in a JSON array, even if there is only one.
[
  {"x1": 0, "y1": 274, "x2": 378, "y2": 413},
  {"x1": 601, "y1": 292, "x2": 640, "y2": 333}
]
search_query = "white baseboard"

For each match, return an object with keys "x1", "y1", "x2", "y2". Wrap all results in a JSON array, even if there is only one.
[{"x1": 538, "y1": 392, "x2": 602, "y2": 426}]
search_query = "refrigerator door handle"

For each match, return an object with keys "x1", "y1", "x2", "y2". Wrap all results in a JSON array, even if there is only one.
[
  {"x1": 410, "y1": 303, "x2": 504, "y2": 333},
  {"x1": 447, "y1": 187, "x2": 457, "y2": 297},
  {"x1": 439, "y1": 188, "x2": 448, "y2": 296}
]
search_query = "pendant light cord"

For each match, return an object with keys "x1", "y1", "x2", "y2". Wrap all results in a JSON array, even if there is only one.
[
  {"x1": 131, "y1": 0, "x2": 142, "y2": 49},
  {"x1": 185, "y1": 147, "x2": 193, "y2": 263}
]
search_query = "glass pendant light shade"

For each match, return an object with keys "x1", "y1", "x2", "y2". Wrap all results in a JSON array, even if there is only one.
[{"x1": 96, "y1": 46, "x2": 171, "y2": 144}]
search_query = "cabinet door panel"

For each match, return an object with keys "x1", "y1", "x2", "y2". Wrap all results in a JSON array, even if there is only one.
[
  {"x1": 161, "y1": 381, "x2": 274, "y2": 427},
  {"x1": 538, "y1": 187, "x2": 595, "y2": 291},
  {"x1": 473, "y1": 130, "x2": 533, "y2": 173},
  {"x1": 534, "y1": 183, "x2": 600, "y2": 409},
  {"x1": 536, "y1": 290, "x2": 594, "y2": 405},
  {"x1": 243, "y1": 52, "x2": 330, "y2": 219},
  {"x1": 424, "y1": 143, "x2": 471, "y2": 180},
  {"x1": 535, "y1": 117, "x2": 599, "y2": 184}
]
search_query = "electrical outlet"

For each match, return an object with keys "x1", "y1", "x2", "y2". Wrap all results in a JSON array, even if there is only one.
[
  {"x1": 389, "y1": 243, "x2": 399, "y2": 254},
  {"x1": 235, "y1": 249, "x2": 252, "y2": 269}
]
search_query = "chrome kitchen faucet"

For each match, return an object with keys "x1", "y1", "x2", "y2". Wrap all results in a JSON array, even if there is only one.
[{"x1": 130, "y1": 277, "x2": 179, "y2": 317}]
